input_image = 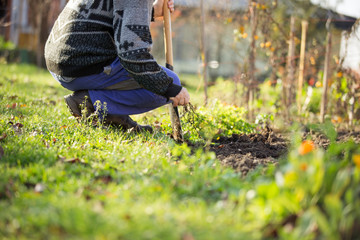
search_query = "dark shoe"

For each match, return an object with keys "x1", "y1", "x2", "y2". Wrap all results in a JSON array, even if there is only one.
[
  {"x1": 104, "y1": 115, "x2": 153, "y2": 133},
  {"x1": 64, "y1": 90, "x2": 95, "y2": 118}
]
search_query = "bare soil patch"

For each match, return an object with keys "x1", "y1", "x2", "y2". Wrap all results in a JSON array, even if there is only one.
[
  {"x1": 210, "y1": 128, "x2": 360, "y2": 175},
  {"x1": 210, "y1": 128, "x2": 288, "y2": 175},
  {"x1": 303, "y1": 129, "x2": 360, "y2": 149}
]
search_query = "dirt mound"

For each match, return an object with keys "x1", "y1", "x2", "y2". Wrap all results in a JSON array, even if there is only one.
[
  {"x1": 210, "y1": 128, "x2": 360, "y2": 175},
  {"x1": 303, "y1": 130, "x2": 360, "y2": 149},
  {"x1": 210, "y1": 129, "x2": 288, "y2": 175}
]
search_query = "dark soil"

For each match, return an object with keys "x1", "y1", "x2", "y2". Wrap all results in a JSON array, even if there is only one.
[
  {"x1": 303, "y1": 130, "x2": 360, "y2": 149},
  {"x1": 210, "y1": 127, "x2": 360, "y2": 175},
  {"x1": 210, "y1": 128, "x2": 288, "y2": 175}
]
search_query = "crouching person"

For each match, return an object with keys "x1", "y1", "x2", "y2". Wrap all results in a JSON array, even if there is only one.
[{"x1": 44, "y1": 0, "x2": 190, "y2": 133}]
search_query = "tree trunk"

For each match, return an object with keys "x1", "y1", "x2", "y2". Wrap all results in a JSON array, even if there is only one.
[{"x1": 28, "y1": 0, "x2": 52, "y2": 67}]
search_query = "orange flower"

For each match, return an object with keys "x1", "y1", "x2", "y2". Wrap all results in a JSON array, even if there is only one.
[
  {"x1": 300, "y1": 162, "x2": 308, "y2": 171},
  {"x1": 298, "y1": 140, "x2": 315, "y2": 155},
  {"x1": 353, "y1": 155, "x2": 360, "y2": 169},
  {"x1": 315, "y1": 81, "x2": 323, "y2": 88}
]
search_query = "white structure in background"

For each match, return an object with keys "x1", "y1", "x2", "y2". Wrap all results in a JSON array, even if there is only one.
[
  {"x1": 340, "y1": 24, "x2": 360, "y2": 74},
  {"x1": 9, "y1": 0, "x2": 28, "y2": 45},
  {"x1": 312, "y1": 0, "x2": 360, "y2": 73},
  {"x1": 7, "y1": 0, "x2": 67, "y2": 47}
]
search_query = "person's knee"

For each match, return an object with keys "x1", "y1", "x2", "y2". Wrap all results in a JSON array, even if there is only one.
[
  {"x1": 162, "y1": 66, "x2": 181, "y2": 86},
  {"x1": 172, "y1": 74, "x2": 181, "y2": 86}
]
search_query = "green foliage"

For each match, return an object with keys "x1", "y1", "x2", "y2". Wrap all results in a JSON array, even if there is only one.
[
  {"x1": 307, "y1": 87, "x2": 322, "y2": 113},
  {"x1": 0, "y1": 63, "x2": 359, "y2": 239},
  {"x1": 0, "y1": 36, "x2": 16, "y2": 51},
  {"x1": 180, "y1": 101, "x2": 255, "y2": 143},
  {"x1": 274, "y1": 133, "x2": 360, "y2": 239}
]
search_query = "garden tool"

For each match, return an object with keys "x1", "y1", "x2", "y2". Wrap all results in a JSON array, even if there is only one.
[{"x1": 163, "y1": 0, "x2": 183, "y2": 142}]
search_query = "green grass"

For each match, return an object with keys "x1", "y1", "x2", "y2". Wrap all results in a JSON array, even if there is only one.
[{"x1": 1, "y1": 62, "x2": 359, "y2": 239}]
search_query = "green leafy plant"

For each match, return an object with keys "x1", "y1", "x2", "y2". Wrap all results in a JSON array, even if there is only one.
[{"x1": 181, "y1": 101, "x2": 255, "y2": 143}]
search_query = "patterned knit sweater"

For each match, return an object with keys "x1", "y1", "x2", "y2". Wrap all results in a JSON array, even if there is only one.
[{"x1": 44, "y1": 0, "x2": 182, "y2": 98}]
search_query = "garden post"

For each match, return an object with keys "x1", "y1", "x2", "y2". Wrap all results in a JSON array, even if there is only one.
[
  {"x1": 200, "y1": 0, "x2": 208, "y2": 105},
  {"x1": 297, "y1": 20, "x2": 308, "y2": 115},
  {"x1": 320, "y1": 18, "x2": 332, "y2": 123}
]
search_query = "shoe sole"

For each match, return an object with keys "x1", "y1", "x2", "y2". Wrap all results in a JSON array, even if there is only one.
[{"x1": 64, "y1": 95, "x2": 81, "y2": 118}]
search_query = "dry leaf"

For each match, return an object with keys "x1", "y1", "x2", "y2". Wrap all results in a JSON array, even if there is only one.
[
  {"x1": 0, "y1": 146, "x2": 4, "y2": 159},
  {"x1": 62, "y1": 157, "x2": 86, "y2": 165},
  {"x1": 8, "y1": 95, "x2": 18, "y2": 100},
  {"x1": 96, "y1": 175, "x2": 113, "y2": 184},
  {"x1": 43, "y1": 140, "x2": 50, "y2": 148},
  {"x1": 0, "y1": 133, "x2": 7, "y2": 141},
  {"x1": 6, "y1": 103, "x2": 17, "y2": 109},
  {"x1": 182, "y1": 233, "x2": 195, "y2": 240}
]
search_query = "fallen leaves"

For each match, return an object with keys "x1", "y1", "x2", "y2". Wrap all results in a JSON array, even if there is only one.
[
  {"x1": 0, "y1": 133, "x2": 7, "y2": 141},
  {"x1": 0, "y1": 146, "x2": 4, "y2": 159},
  {"x1": 8, "y1": 95, "x2": 18, "y2": 100},
  {"x1": 58, "y1": 156, "x2": 87, "y2": 165},
  {"x1": 0, "y1": 132, "x2": 7, "y2": 159},
  {"x1": 95, "y1": 175, "x2": 113, "y2": 184},
  {"x1": 0, "y1": 179, "x2": 14, "y2": 200},
  {"x1": 6, "y1": 103, "x2": 17, "y2": 109},
  {"x1": 8, "y1": 122, "x2": 23, "y2": 134}
]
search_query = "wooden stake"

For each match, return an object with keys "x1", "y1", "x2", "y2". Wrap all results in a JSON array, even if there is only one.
[
  {"x1": 286, "y1": 16, "x2": 296, "y2": 106},
  {"x1": 297, "y1": 20, "x2": 308, "y2": 114},
  {"x1": 282, "y1": 16, "x2": 296, "y2": 120},
  {"x1": 200, "y1": 0, "x2": 208, "y2": 105},
  {"x1": 248, "y1": 2, "x2": 258, "y2": 120},
  {"x1": 320, "y1": 18, "x2": 332, "y2": 123}
]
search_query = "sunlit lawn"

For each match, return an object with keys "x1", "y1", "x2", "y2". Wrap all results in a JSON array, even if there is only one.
[{"x1": 0, "y1": 62, "x2": 359, "y2": 239}]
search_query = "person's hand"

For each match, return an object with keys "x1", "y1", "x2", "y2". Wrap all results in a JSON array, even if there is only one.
[
  {"x1": 153, "y1": 0, "x2": 175, "y2": 18},
  {"x1": 170, "y1": 87, "x2": 190, "y2": 107}
]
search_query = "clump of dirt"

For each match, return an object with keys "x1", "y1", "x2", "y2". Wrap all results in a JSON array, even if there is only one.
[
  {"x1": 210, "y1": 128, "x2": 288, "y2": 175},
  {"x1": 303, "y1": 130, "x2": 360, "y2": 149}
]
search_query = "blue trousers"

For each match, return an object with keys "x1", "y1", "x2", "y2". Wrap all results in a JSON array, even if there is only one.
[{"x1": 50, "y1": 58, "x2": 181, "y2": 115}]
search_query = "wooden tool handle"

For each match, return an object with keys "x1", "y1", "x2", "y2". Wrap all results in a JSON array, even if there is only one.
[
  {"x1": 163, "y1": 0, "x2": 183, "y2": 142},
  {"x1": 163, "y1": 0, "x2": 174, "y2": 70}
]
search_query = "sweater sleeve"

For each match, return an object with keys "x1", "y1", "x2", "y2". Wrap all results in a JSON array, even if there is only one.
[{"x1": 113, "y1": 0, "x2": 182, "y2": 98}]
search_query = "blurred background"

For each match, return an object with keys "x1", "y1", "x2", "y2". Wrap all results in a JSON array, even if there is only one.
[
  {"x1": 1, "y1": 0, "x2": 359, "y2": 75},
  {"x1": 1, "y1": 0, "x2": 360, "y2": 123}
]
